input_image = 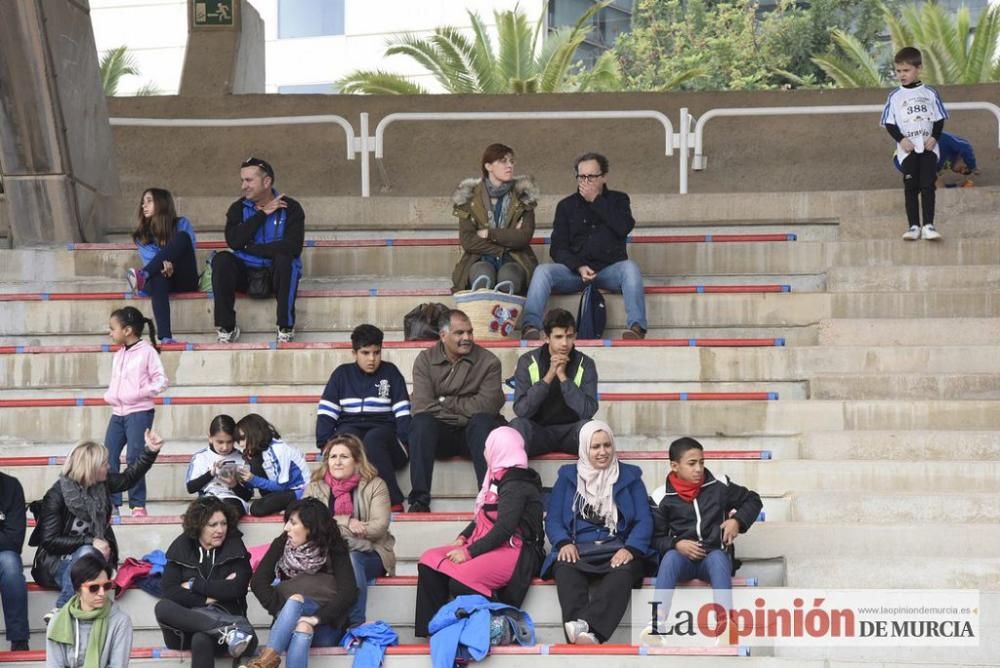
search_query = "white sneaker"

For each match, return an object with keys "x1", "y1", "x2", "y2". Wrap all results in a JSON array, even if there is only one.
[
  {"x1": 902, "y1": 225, "x2": 921, "y2": 240},
  {"x1": 921, "y1": 224, "x2": 942, "y2": 240},
  {"x1": 277, "y1": 327, "x2": 295, "y2": 343},
  {"x1": 216, "y1": 325, "x2": 240, "y2": 343},
  {"x1": 564, "y1": 619, "x2": 590, "y2": 644}
]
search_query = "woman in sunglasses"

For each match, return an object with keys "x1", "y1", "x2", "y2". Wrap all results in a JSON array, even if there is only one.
[{"x1": 45, "y1": 553, "x2": 133, "y2": 668}]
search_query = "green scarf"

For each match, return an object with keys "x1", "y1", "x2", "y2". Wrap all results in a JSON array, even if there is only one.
[{"x1": 47, "y1": 594, "x2": 111, "y2": 668}]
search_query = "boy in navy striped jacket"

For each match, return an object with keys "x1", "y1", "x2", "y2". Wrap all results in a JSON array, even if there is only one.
[{"x1": 316, "y1": 324, "x2": 411, "y2": 509}]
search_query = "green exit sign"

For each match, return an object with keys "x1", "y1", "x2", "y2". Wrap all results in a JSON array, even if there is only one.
[{"x1": 193, "y1": 0, "x2": 235, "y2": 27}]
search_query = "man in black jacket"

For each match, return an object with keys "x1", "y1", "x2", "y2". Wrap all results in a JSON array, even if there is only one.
[
  {"x1": 649, "y1": 437, "x2": 762, "y2": 624},
  {"x1": 509, "y1": 308, "x2": 598, "y2": 455},
  {"x1": 0, "y1": 472, "x2": 29, "y2": 651},
  {"x1": 521, "y1": 152, "x2": 647, "y2": 340},
  {"x1": 211, "y1": 157, "x2": 305, "y2": 344}
]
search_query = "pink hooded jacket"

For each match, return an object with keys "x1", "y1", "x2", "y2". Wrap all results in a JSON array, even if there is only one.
[{"x1": 103, "y1": 339, "x2": 167, "y2": 416}]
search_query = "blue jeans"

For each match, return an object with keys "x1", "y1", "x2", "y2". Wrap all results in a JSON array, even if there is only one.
[
  {"x1": 104, "y1": 409, "x2": 154, "y2": 507},
  {"x1": 522, "y1": 260, "x2": 647, "y2": 331},
  {"x1": 0, "y1": 550, "x2": 29, "y2": 643},
  {"x1": 266, "y1": 596, "x2": 342, "y2": 668},
  {"x1": 348, "y1": 550, "x2": 386, "y2": 628},
  {"x1": 56, "y1": 545, "x2": 101, "y2": 608},
  {"x1": 653, "y1": 549, "x2": 732, "y2": 619}
]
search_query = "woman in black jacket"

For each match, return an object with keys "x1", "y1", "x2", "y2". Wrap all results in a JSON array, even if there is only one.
[
  {"x1": 243, "y1": 497, "x2": 357, "y2": 668},
  {"x1": 154, "y1": 497, "x2": 256, "y2": 667},
  {"x1": 414, "y1": 426, "x2": 544, "y2": 637},
  {"x1": 29, "y1": 433, "x2": 162, "y2": 618}
]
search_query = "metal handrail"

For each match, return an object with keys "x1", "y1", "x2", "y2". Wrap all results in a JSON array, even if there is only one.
[
  {"x1": 692, "y1": 101, "x2": 1000, "y2": 171},
  {"x1": 109, "y1": 115, "x2": 358, "y2": 160},
  {"x1": 374, "y1": 110, "x2": 675, "y2": 159}
]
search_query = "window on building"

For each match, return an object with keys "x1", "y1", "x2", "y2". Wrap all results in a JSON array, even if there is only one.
[
  {"x1": 277, "y1": 83, "x2": 340, "y2": 94},
  {"x1": 548, "y1": 0, "x2": 633, "y2": 66},
  {"x1": 278, "y1": 0, "x2": 345, "y2": 38}
]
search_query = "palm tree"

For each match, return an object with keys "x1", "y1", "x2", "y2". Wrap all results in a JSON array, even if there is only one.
[
  {"x1": 338, "y1": 1, "x2": 621, "y2": 94},
  {"x1": 811, "y1": 2, "x2": 999, "y2": 87},
  {"x1": 99, "y1": 45, "x2": 161, "y2": 96}
]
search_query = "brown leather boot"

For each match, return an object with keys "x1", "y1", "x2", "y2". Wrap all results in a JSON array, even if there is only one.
[{"x1": 239, "y1": 647, "x2": 281, "y2": 668}]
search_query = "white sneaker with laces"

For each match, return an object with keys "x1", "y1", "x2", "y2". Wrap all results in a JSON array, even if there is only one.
[
  {"x1": 216, "y1": 325, "x2": 240, "y2": 343},
  {"x1": 902, "y1": 225, "x2": 921, "y2": 241},
  {"x1": 921, "y1": 224, "x2": 942, "y2": 240},
  {"x1": 219, "y1": 627, "x2": 253, "y2": 658},
  {"x1": 564, "y1": 619, "x2": 590, "y2": 644},
  {"x1": 277, "y1": 327, "x2": 295, "y2": 343}
]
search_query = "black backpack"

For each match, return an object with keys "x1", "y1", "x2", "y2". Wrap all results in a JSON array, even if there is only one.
[{"x1": 576, "y1": 284, "x2": 606, "y2": 339}]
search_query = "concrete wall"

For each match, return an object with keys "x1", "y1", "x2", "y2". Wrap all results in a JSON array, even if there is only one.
[
  {"x1": 0, "y1": 0, "x2": 119, "y2": 244},
  {"x1": 107, "y1": 84, "x2": 998, "y2": 206},
  {"x1": 179, "y1": 0, "x2": 265, "y2": 95}
]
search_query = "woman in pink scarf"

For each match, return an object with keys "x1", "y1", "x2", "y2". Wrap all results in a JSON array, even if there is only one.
[{"x1": 414, "y1": 427, "x2": 544, "y2": 638}]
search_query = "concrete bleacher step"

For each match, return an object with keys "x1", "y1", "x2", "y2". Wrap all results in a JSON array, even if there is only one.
[
  {"x1": 7, "y1": 398, "x2": 1000, "y2": 441},
  {"x1": 827, "y1": 264, "x2": 1000, "y2": 292},
  {"x1": 6, "y1": 290, "x2": 1000, "y2": 339},
  {"x1": 798, "y1": 430, "x2": 1000, "y2": 460},
  {"x1": 818, "y1": 317, "x2": 1000, "y2": 346},
  {"x1": 10, "y1": 345, "x2": 1000, "y2": 393},
  {"x1": 6, "y1": 578, "x2": 759, "y2": 638},
  {"x1": 3, "y1": 238, "x2": 825, "y2": 284},
  {"x1": 810, "y1": 372, "x2": 1000, "y2": 400},
  {"x1": 787, "y1": 491, "x2": 1000, "y2": 523}
]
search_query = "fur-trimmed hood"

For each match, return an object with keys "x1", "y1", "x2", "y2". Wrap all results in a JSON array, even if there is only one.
[{"x1": 452, "y1": 175, "x2": 539, "y2": 208}]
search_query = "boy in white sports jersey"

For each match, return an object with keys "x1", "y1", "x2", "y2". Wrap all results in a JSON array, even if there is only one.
[{"x1": 880, "y1": 46, "x2": 948, "y2": 241}]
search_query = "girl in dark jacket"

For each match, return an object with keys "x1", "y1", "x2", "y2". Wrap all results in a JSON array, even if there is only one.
[
  {"x1": 542, "y1": 420, "x2": 653, "y2": 644},
  {"x1": 154, "y1": 497, "x2": 256, "y2": 667},
  {"x1": 414, "y1": 426, "x2": 544, "y2": 637},
  {"x1": 30, "y1": 433, "x2": 162, "y2": 619},
  {"x1": 243, "y1": 498, "x2": 357, "y2": 668}
]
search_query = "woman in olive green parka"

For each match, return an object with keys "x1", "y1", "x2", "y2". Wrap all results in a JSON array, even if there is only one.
[{"x1": 451, "y1": 143, "x2": 539, "y2": 295}]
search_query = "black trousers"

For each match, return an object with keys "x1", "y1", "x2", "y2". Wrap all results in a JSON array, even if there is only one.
[
  {"x1": 552, "y1": 559, "x2": 645, "y2": 643},
  {"x1": 508, "y1": 418, "x2": 587, "y2": 457},
  {"x1": 154, "y1": 599, "x2": 257, "y2": 668},
  {"x1": 413, "y1": 563, "x2": 480, "y2": 638},
  {"x1": 249, "y1": 490, "x2": 297, "y2": 517},
  {"x1": 337, "y1": 425, "x2": 409, "y2": 505},
  {"x1": 143, "y1": 232, "x2": 199, "y2": 339},
  {"x1": 407, "y1": 412, "x2": 501, "y2": 508},
  {"x1": 901, "y1": 150, "x2": 938, "y2": 228},
  {"x1": 211, "y1": 251, "x2": 300, "y2": 330}
]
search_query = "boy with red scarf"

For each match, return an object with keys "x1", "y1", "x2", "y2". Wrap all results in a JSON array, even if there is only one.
[{"x1": 648, "y1": 437, "x2": 761, "y2": 624}]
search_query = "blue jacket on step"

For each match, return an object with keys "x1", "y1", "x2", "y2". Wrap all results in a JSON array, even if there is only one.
[
  {"x1": 341, "y1": 620, "x2": 398, "y2": 668},
  {"x1": 429, "y1": 594, "x2": 535, "y2": 668}
]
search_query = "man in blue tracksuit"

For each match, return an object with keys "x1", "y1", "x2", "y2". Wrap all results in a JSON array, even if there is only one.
[
  {"x1": 212, "y1": 157, "x2": 305, "y2": 343},
  {"x1": 893, "y1": 131, "x2": 978, "y2": 187}
]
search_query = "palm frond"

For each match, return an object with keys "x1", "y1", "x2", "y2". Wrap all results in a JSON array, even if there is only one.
[
  {"x1": 466, "y1": 10, "x2": 500, "y2": 92},
  {"x1": 538, "y1": 0, "x2": 613, "y2": 92},
  {"x1": 575, "y1": 49, "x2": 622, "y2": 92},
  {"x1": 133, "y1": 82, "x2": 162, "y2": 97},
  {"x1": 386, "y1": 34, "x2": 463, "y2": 93},
  {"x1": 966, "y1": 5, "x2": 1000, "y2": 82},
  {"x1": 336, "y1": 70, "x2": 429, "y2": 95},
  {"x1": 99, "y1": 45, "x2": 140, "y2": 96},
  {"x1": 495, "y1": 7, "x2": 536, "y2": 88},
  {"x1": 427, "y1": 28, "x2": 481, "y2": 93},
  {"x1": 656, "y1": 67, "x2": 708, "y2": 91}
]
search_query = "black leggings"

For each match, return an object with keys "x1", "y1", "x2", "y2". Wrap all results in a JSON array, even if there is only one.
[
  {"x1": 414, "y1": 563, "x2": 481, "y2": 637},
  {"x1": 901, "y1": 150, "x2": 938, "y2": 228},
  {"x1": 143, "y1": 232, "x2": 199, "y2": 339},
  {"x1": 250, "y1": 490, "x2": 298, "y2": 517},
  {"x1": 154, "y1": 599, "x2": 257, "y2": 668}
]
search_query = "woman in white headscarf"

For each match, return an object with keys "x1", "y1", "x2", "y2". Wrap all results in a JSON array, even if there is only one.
[{"x1": 541, "y1": 420, "x2": 653, "y2": 644}]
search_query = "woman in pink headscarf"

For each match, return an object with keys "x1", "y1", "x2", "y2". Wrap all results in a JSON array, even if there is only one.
[{"x1": 414, "y1": 426, "x2": 544, "y2": 637}]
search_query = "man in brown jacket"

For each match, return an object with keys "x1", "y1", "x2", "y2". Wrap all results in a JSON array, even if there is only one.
[{"x1": 407, "y1": 309, "x2": 504, "y2": 512}]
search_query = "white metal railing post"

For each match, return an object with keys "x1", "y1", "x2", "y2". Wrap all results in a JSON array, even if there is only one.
[
  {"x1": 678, "y1": 107, "x2": 690, "y2": 195},
  {"x1": 359, "y1": 113, "x2": 370, "y2": 198}
]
